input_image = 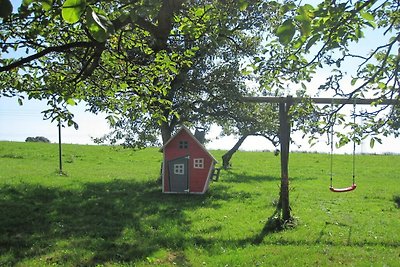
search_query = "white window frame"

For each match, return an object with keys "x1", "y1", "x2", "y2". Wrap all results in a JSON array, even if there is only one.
[
  {"x1": 174, "y1": 164, "x2": 185, "y2": 175},
  {"x1": 193, "y1": 158, "x2": 204, "y2": 169}
]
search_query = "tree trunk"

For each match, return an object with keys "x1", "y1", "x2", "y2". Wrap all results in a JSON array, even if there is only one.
[
  {"x1": 222, "y1": 134, "x2": 249, "y2": 169},
  {"x1": 160, "y1": 121, "x2": 173, "y2": 144}
]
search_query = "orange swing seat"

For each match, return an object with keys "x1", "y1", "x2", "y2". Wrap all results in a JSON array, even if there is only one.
[{"x1": 329, "y1": 183, "x2": 357, "y2": 193}]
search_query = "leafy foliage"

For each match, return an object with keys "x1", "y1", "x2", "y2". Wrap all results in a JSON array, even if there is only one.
[
  {"x1": 85, "y1": 0, "x2": 280, "y2": 147},
  {"x1": 263, "y1": 0, "x2": 400, "y2": 146},
  {"x1": 1, "y1": 0, "x2": 281, "y2": 147},
  {"x1": 61, "y1": 0, "x2": 86, "y2": 24},
  {"x1": 1, "y1": 0, "x2": 399, "y2": 148}
]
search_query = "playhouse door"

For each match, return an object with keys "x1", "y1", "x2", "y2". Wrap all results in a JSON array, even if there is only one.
[{"x1": 168, "y1": 156, "x2": 189, "y2": 193}]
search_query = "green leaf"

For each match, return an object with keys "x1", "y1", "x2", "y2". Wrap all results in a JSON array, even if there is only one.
[
  {"x1": 360, "y1": 10, "x2": 374, "y2": 21},
  {"x1": 68, "y1": 120, "x2": 79, "y2": 130},
  {"x1": 293, "y1": 35, "x2": 307, "y2": 49},
  {"x1": 299, "y1": 20, "x2": 311, "y2": 36},
  {"x1": 302, "y1": 4, "x2": 315, "y2": 13},
  {"x1": 22, "y1": 0, "x2": 33, "y2": 6},
  {"x1": 296, "y1": 5, "x2": 313, "y2": 37},
  {"x1": 86, "y1": 7, "x2": 113, "y2": 42},
  {"x1": 239, "y1": 0, "x2": 249, "y2": 11},
  {"x1": 378, "y1": 82, "x2": 386, "y2": 89},
  {"x1": 369, "y1": 138, "x2": 375, "y2": 148},
  {"x1": 169, "y1": 65, "x2": 178, "y2": 74},
  {"x1": 62, "y1": 0, "x2": 86, "y2": 24},
  {"x1": 194, "y1": 7, "x2": 204, "y2": 17},
  {"x1": 276, "y1": 19, "x2": 296, "y2": 45},
  {"x1": 305, "y1": 34, "x2": 320, "y2": 51},
  {"x1": 281, "y1": 3, "x2": 296, "y2": 13},
  {"x1": 0, "y1": 0, "x2": 13, "y2": 19},
  {"x1": 355, "y1": 25, "x2": 364, "y2": 39},
  {"x1": 41, "y1": 0, "x2": 53, "y2": 11},
  {"x1": 365, "y1": 20, "x2": 376, "y2": 28},
  {"x1": 106, "y1": 115, "x2": 116, "y2": 127},
  {"x1": 66, "y1": 98, "x2": 76, "y2": 106}
]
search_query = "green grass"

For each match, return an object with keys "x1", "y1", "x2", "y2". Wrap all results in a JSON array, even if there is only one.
[{"x1": 0, "y1": 141, "x2": 399, "y2": 266}]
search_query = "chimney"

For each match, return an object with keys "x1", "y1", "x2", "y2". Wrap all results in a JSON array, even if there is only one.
[{"x1": 194, "y1": 128, "x2": 206, "y2": 144}]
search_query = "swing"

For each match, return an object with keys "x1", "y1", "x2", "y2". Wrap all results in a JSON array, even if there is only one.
[{"x1": 329, "y1": 102, "x2": 357, "y2": 193}]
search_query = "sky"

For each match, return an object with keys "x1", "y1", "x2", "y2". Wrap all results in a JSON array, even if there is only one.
[
  {"x1": 1, "y1": 95, "x2": 400, "y2": 154},
  {"x1": 1, "y1": 0, "x2": 399, "y2": 154}
]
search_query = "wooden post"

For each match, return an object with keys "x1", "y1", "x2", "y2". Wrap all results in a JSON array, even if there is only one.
[
  {"x1": 58, "y1": 120, "x2": 63, "y2": 175},
  {"x1": 279, "y1": 97, "x2": 292, "y2": 221},
  {"x1": 241, "y1": 95, "x2": 399, "y2": 223}
]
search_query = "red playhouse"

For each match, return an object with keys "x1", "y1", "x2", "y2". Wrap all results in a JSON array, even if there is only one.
[{"x1": 160, "y1": 126, "x2": 218, "y2": 194}]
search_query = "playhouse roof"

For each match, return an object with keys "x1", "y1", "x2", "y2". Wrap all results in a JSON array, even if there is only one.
[{"x1": 160, "y1": 126, "x2": 217, "y2": 162}]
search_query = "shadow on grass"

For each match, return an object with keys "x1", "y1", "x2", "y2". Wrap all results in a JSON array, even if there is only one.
[
  {"x1": 250, "y1": 213, "x2": 288, "y2": 245},
  {"x1": 315, "y1": 221, "x2": 353, "y2": 246},
  {"x1": 394, "y1": 195, "x2": 400, "y2": 208},
  {"x1": 0, "y1": 179, "x2": 235, "y2": 266},
  {"x1": 290, "y1": 176, "x2": 318, "y2": 181},
  {"x1": 222, "y1": 170, "x2": 318, "y2": 184},
  {"x1": 2, "y1": 174, "x2": 395, "y2": 265},
  {"x1": 222, "y1": 170, "x2": 278, "y2": 183}
]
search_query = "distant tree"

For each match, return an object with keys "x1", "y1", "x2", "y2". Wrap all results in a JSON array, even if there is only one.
[
  {"x1": 25, "y1": 136, "x2": 50, "y2": 143},
  {"x1": 218, "y1": 103, "x2": 279, "y2": 169}
]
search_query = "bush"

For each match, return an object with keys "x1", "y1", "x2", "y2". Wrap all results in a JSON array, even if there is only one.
[{"x1": 25, "y1": 136, "x2": 50, "y2": 143}]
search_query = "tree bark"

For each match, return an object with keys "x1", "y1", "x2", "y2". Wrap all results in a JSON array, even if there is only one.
[
  {"x1": 160, "y1": 121, "x2": 173, "y2": 145},
  {"x1": 222, "y1": 134, "x2": 249, "y2": 169}
]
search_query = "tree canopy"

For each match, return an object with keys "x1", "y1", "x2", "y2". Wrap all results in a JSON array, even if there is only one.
[
  {"x1": 0, "y1": 0, "x2": 399, "y2": 148},
  {"x1": 1, "y1": 0, "x2": 279, "y2": 147},
  {"x1": 258, "y1": 0, "x2": 400, "y2": 145}
]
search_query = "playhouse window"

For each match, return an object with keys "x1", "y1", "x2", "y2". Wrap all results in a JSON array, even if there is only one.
[
  {"x1": 174, "y1": 164, "x2": 185, "y2": 175},
  {"x1": 179, "y1": 140, "x2": 188, "y2": 149},
  {"x1": 193, "y1": 158, "x2": 204, "y2": 169}
]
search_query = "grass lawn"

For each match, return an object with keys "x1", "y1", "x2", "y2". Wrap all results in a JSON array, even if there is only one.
[{"x1": 0, "y1": 141, "x2": 399, "y2": 266}]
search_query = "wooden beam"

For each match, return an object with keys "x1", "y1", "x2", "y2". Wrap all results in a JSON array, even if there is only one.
[{"x1": 243, "y1": 96, "x2": 399, "y2": 105}]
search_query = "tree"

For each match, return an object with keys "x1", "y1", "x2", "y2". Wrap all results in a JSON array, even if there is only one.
[
  {"x1": 259, "y1": 0, "x2": 400, "y2": 141},
  {"x1": 218, "y1": 102, "x2": 279, "y2": 169},
  {"x1": 77, "y1": 0, "x2": 279, "y2": 148},
  {"x1": 0, "y1": 0, "x2": 194, "y2": 127},
  {"x1": 1, "y1": 0, "x2": 279, "y2": 146}
]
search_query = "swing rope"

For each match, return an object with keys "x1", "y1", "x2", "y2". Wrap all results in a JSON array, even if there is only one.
[{"x1": 329, "y1": 101, "x2": 357, "y2": 193}]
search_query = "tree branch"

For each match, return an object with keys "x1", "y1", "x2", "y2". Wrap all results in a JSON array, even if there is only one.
[{"x1": 0, "y1": 41, "x2": 97, "y2": 72}]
